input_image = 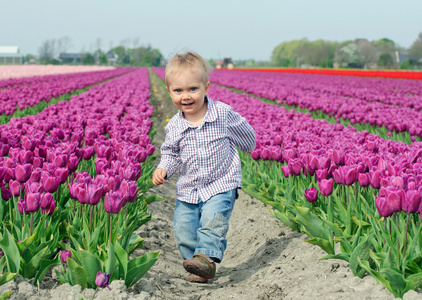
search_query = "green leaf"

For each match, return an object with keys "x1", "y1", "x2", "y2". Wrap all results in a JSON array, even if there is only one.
[
  {"x1": 114, "y1": 241, "x2": 128, "y2": 280},
  {"x1": 23, "y1": 245, "x2": 49, "y2": 279},
  {"x1": 380, "y1": 268, "x2": 407, "y2": 298},
  {"x1": 404, "y1": 272, "x2": 422, "y2": 294},
  {"x1": 357, "y1": 257, "x2": 397, "y2": 297},
  {"x1": 127, "y1": 235, "x2": 144, "y2": 255},
  {"x1": 294, "y1": 206, "x2": 329, "y2": 240},
  {"x1": 319, "y1": 253, "x2": 350, "y2": 262},
  {"x1": 106, "y1": 244, "x2": 116, "y2": 275},
  {"x1": 0, "y1": 272, "x2": 16, "y2": 286},
  {"x1": 349, "y1": 235, "x2": 374, "y2": 278},
  {"x1": 67, "y1": 258, "x2": 87, "y2": 289},
  {"x1": 0, "y1": 228, "x2": 20, "y2": 273},
  {"x1": 0, "y1": 291, "x2": 13, "y2": 300},
  {"x1": 306, "y1": 238, "x2": 335, "y2": 255},
  {"x1": 33, "y1": 253, "x2": 61, "y2": 284},
  {"x1": 126, "y1": 251, "x2": 160, "y2": 288},
  {"x1": 79, "y1": 249, "x2": 102, "y2": 288},
  {"x1": 268, "y1": 208, "x2": 298, "y2": 231},
  {"x1": 143, "y1": 195, "x2": 164, "y2": 205}
]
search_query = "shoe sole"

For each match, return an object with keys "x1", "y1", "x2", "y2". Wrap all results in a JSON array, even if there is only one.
[{"x1": 183, "y1": 260, "x2": 215, "y2": 279}]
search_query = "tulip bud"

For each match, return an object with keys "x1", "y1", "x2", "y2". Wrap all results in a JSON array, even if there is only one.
[
  {"x1": 304, "y1": 188, "x2": 318, "y2": 203},
  {"x1": 375, "y1": 196, "x2": 393, "y2": 217},
  {"x1": 251, "y1": 149, "x2": 260, "y2": 160},
  {"x1": 24, "y1": 192, "x2": 41, "y2": 213},
  {"x1": 358, "y1": 173, "x2": 370, "y2": 187},
  {"x1": 386, "y1": 189, "x2": 404, "y2": 213},
  {"x1": 95, "y1": 271, "x2": 111, "y2": 290},
  {"x1": 403, "y1": 190, "x2": 421, "y2": 214},
  {"x1": 369, "y1": 170, "x2": 382, "y2": 189},
  {"x1": 104, "y1": 190, "x2": 126, "y2": 214},
  {"x1": 60, "y1": 250, "x2": 72, "y2": 264},
  {"x1": 15, "y1": 164, "x2": 33, "y2": 183},
  {"x1": 288, "y1": 159, "x2": 302, "y2": 176},
  {"x1": 41, "y1": 192, "x2": 54, "y2": 209},
  {"x1": 280, "y1": 165, "x2": 290, "y2": 178},
  {"x1": 318, "y1": 179, "x2": 334, "y2": 196},
  {"x1": 42, "y1": 176, "x2": 60, "y2": 193},
  {"x1": 316, "y1": 169, "x2": 328, "y2": 181},
  {"x1": 146, "y1": 144, "x2": 155, "y2": 156}
]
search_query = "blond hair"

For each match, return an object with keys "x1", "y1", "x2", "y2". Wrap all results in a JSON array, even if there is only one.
[{"x1": 165, "y1": 51, "x2": 212, "y2": 87}]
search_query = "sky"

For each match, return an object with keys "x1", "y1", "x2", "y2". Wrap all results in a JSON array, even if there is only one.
[{"x1": 2, "y1": 0, "x2": 421, "y2": 61}]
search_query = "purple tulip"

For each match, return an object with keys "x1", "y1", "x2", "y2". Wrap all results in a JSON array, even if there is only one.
[
  {"x1": 403, "y1": 190, "x2": 421, "y2": 214},
  {"x1": 33, "y1": 157, "x2": 44, "y2": 169},
  {"x1": 332, "y1": 169, "x2": 344, "y2": 185},
  {"x1": 42, "y1": 200, "x2": 56, "y2": 215},
  {"x1": 344, "y1": 167, "x2": 357, "y2": 186},
  {"x1": 67, "y1": 155, "x2": 80, "y2": 172},
  {"x1": 386, "y1": 189, "x2": 404, "y2": 213},
  {"x1": 316, "y1": 169, "x2": 328, "y2": 181},
  {"x1": 304, "y1": 187, "x2": 318, "y2": 203},
  {"x1": 146, "y1": 144, "x2": 155, "y2": 156},
  {"x1": 19, "y1": 150, "x2": 34, "y2": 164},
  {"x1": 288, "y1": 159, "x2": 302, "y2": 176},
  {"x1": 120, "y1": 180, "x2": 139, "y2": 203},
  {"x1": 15, "y1": 164, "x2": 33, "y2": 183},
  {"x1": 0, "y1": 186, "x2": 12, "y2": 201},
  {"x1": 55, "y1": 168, "x2": 69, "y2": 184},
  {"x1": 76, "y1": 183, "x2": 103, "y2": 205},
  {"x1": 358, "y1": 173, "x2": 370, "y2": 187},
  {"x1": 17, "y1": 199, "x2": 27, "y2": 214},
  {"x1": 104, "y1": 190, "x2": 126, "y2": 214},
  {"x1": 60, "y1": 250, "x2": 72, "y2": 264},
  {"x1": 375, "y1": 196, "x2": 393, "y2": 217},
  {"x1": 280, "y1": 165, "x2": 290, "y2": 178},
  {"x1": 82, "y1": 146, "x2": 95, "y2": 160},
  {"x1": 24, "y1": 192, "x2": 42, "y2": 213},
  {"x1": 41, "y1": 192, "x2": 54, "y2": 209},
  {"x1": 95, "y1": 271, "x2": 111, "y2": 290},
  {"x1": 42, "y1": 176, "x2": 60, "y2": 193},
  {"x1": 9, "y1": 180, "x2": 22, "y2": 197},
  {"x1": 369, "y1": 170, "x2": 382, "y2": 189},
  {"x1": 318, "y1": 179, "x2": 334, "y2": 196},
  {"x1": 25, "y1": 181, "x2": 44, "y2": 193},
  {"x1": 251, "y1": 149, "x2": 260, "y2": 160}
]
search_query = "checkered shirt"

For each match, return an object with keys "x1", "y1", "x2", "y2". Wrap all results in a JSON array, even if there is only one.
[{"x1": 157, "y1": 98, "x2": 256, "y2": 203}]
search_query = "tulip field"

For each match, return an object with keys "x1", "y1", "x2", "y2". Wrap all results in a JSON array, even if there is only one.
[
  {"x1": 0, "y1": 66, "x2": 161, "y2": 295},
  {"x1": 1, "y1": 65, "x2": 422, "y2": 298}
]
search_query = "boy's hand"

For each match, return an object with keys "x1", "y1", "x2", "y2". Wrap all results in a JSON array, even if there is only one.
[{"x1": 152, "y1": 168, "x2": 167, "y2": 185}]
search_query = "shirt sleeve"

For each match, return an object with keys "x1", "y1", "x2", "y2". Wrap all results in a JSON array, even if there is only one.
[
  {"x1": 227, "y1": 107, "x2": 256, "y2": 152},
  {"x1": 157, "y1": 124, "x2": 182, "y2": 179}
]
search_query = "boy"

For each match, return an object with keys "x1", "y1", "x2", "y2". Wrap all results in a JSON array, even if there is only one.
[{"x1": 152, "y1": 51, "x2": 256, "y2": 283}]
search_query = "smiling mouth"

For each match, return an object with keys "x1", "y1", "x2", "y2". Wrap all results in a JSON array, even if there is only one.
[{"x1": 182, "y1": 103, "x2": 193, "y2": 106}]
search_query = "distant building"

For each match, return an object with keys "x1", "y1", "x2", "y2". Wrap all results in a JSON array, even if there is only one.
[
  {"x1": 0, "y1": 46, "x2": 24, "y2": 65},
  {"x1": 106, "y1": 50, "x2": 118, "y2": 65},
  {"x1": 59, "y1": 53, "x2": 83, "y2": 64}
]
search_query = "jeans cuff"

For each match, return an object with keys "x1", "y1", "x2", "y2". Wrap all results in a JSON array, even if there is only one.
[{"x1": 195, "y1": 249, "x2": 223, "y2": 263}]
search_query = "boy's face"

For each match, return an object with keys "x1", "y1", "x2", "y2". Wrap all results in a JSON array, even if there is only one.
[{"x1": 166, "y1": 67, "x2": 210, "y2": 121}]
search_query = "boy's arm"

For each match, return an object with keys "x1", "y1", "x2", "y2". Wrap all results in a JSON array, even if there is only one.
[
  {"x1": 157, "y1": 128, "x2": 182, "y2": 179},
  {"x1": 227, "y1": 108, "x2": 256, "y2": 152}
]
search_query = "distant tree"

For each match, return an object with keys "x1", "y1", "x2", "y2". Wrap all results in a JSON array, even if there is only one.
[
  {"x1": 408, "y1": 32, "x2": 422, "y2": 57},
  {"x1": 38, "y1": 39, "x2": 56, "y2": 64},
  {"x1": 57, "y1": 36, "x2": 72, "y2": 54},
  {"x1": 378, "y1": 53, "x2": 394, "y2": 68},
  {"x1": 82, "y1": 52, "x2": 95, "y2": 65},
  {"x1": 24, "y1": 54, "x2": 36, "y2": 64},
  {"x1": 129, "y1": 46, "x2": 162, "y2": 66},
  {"x1": 112, "y1": 46, "x2": 129, "y2": 64}
]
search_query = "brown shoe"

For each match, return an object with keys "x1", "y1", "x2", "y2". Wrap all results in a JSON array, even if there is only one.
[
  {"x1": 183, "y1": 253, "x2": 216, "y2": 279},
  {"x1": 187, "y1": 273, "x2": 208, "y2": 283}
]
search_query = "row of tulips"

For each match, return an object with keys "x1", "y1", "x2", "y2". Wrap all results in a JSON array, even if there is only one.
[
  {"x1": 0, "y1": 68, "x2": 134, "y2": 117},
  {"x1": 229, "y1": 68, "x2": 422, "y2": 80},
  {"x1": 0, "y1": 68, "x2": 161, "y2": 291},
  {"x1": 0, "y1": 65, "x2": 116, "y2": 81},
  {"x1": 210, "y1": 70, "x2": 422, "y2": 139},
  {"x1": 199, "y1": 81, "x2": 422, "y2": 297}
]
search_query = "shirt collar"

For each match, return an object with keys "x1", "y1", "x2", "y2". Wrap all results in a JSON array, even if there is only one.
[{"x1": 177, "y1": 97, "x2": 217, "y2": 132}]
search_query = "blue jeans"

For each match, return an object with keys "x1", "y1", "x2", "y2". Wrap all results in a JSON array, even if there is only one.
[{"x1": 173, "y1": 188, "x2": 238, "y2": 263}]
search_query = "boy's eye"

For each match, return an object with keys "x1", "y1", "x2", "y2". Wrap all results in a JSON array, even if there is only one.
[
  {"x1": 190, "y1": 87, "x2": 197, "y2": 92},
  {"x1": 175, "y1": 89, "x2": 181, "y2": 93}
]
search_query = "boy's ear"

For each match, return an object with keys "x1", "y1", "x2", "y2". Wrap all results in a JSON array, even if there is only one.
[
  {"x1": 166, "y1": 86, "x2": 170, "y2": 93},
  {"x1": 205, "y1": 81, "x2": 210, "y2": 94}
]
